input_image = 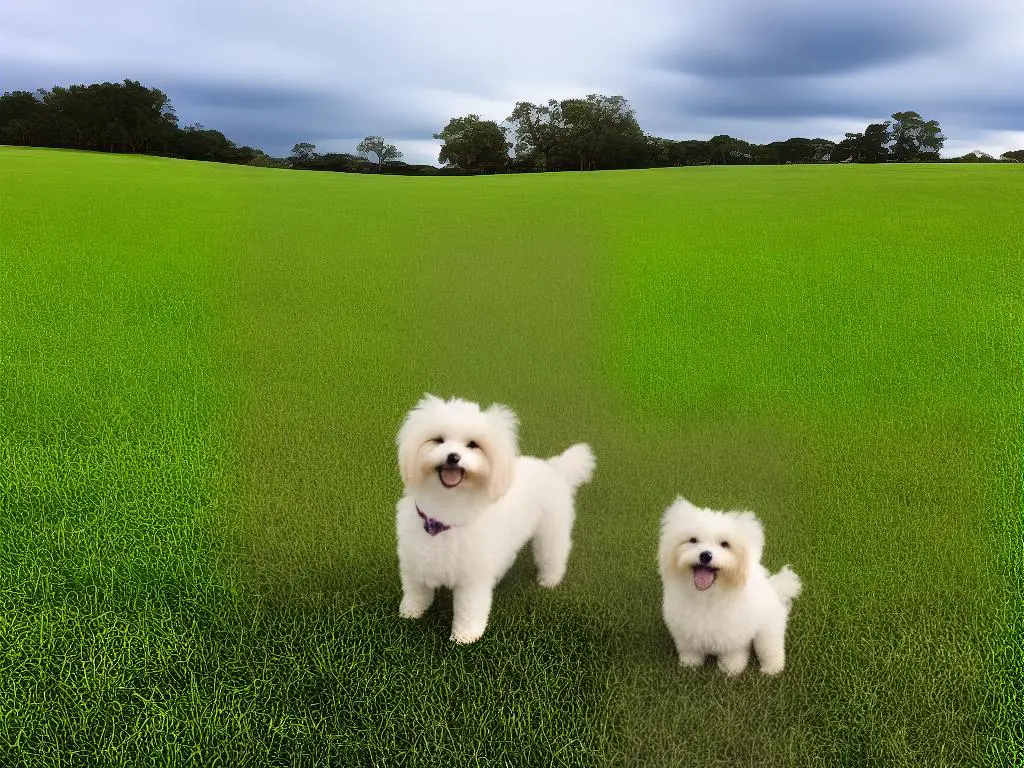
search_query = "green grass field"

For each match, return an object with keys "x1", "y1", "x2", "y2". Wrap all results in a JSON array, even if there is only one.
[{"x1": 1, "y1": 146, "x2": 1021, "y2": 766}]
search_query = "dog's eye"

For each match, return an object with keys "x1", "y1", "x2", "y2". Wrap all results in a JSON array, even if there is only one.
[
  {"x1": 430, "y1": 436, "x2": 444, "y2": 444},
  {"x1": 467, "y1": 440, "x2": 480, "y2": 449},
  {"x1": 688, "y1": 537, "x2": 697, "y2": 544},
  {"x1": 721, "y1": 541, "x2": 730, "y2": 548}
]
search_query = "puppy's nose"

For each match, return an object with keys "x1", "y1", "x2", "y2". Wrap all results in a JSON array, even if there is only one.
[
  {"x1": 446, "y1": 452, "x2": 461, "y2": 466},
  {"x1": 698, "y1": 551, "x2": 712, "y2": 565}
]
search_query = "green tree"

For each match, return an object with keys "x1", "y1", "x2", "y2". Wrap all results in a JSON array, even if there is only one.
[
  {"x1": 290, "y1": 142, "x2": 319, "y2": 163},
  {"x1": 670, "y1": 139, "x2": 714, "y2": 166},
  {"x1": 173, "y1": 123, "x2": 250, "y2": 163},
  {"x1": 0, "y1": 90, "x2": 47, "y2": 145},
  {"x1": 554, "y1": 94, "x2": 647, "y2": 171},
  {"x1": 288, "y1": 142, "x2": 319, "y2": 165},
  {"x1": 704, "y1": 135, "x2": 752, "y2": 165},
  {"x1": 999, "y1": 149, "x2": 1024, "y2": 162},
  {"x1": 835, "y1": 123, "x2": 890, "y2": 163},
  {"x1": 886, "y1": 111, "x2": 945, "y2": 161},
  {"x1": 433, "y1": 114, "x2": 510, "y2": 173},
  {"x1": 763, "y1": 137, "x2": 836, "y2": 164},
  {"x1": 356, "y1": 135, "x2": 402, "y2": 172},
  {"x1": 506, "y1": 100, "x2": 562, "y2": 172}
]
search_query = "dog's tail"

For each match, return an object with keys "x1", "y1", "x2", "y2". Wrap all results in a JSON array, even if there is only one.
[
  {"x1": 547, "y1": 443, "x2": 596, "y2": 489},
  {"x1": 769, "y1": 566, "x2": 802, "y2": 607}
]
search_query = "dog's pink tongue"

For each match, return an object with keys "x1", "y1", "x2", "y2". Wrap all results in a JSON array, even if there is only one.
[
  {"x1": 693, "y1": 567, "x2": 716, "y2": 591},
  {"x1": 440, "y1": 467, "x2": 463, "y2": 487}
]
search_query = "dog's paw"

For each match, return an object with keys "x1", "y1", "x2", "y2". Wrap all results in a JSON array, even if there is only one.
[
  {"x1": 678, "y1": 652, "x2": 704, "y2": 668},
  {"x1": 399, "y1": 601, "x2": 426, "y2": 620},
  {"x1": 536, "y1": 570, "x2": 565, "y2": 589},
  {"x1": 760, "y1": 660, "x2": 785, "y2": 676},
  {"x1": 450, "y1": 627, "x2": 484, "y2": 644}
]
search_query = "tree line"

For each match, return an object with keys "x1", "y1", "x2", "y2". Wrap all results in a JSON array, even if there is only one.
[
  {"x1": 3, "y1": 79, "x2": 1022, "y2": 174},
  {"x1": 0, "y1": 80, "x2": 275, "y2": 165}
]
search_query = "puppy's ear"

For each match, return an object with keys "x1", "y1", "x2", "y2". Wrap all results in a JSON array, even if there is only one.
[
  {"x1": 733, "y1": 511, "x2": 765, "y2": 565},
  {"x1": 396, "y1": 436, "x2": 420, "y2": 488},
  {"x1": 396, "y1": 400, "x2": 436, "y2": 488},
  {"x1": 720, "y1": 511, "x2": 764, "y2": 588},
  {"x1": 720, "y1": 543, "x2": 750, "y2": 588},
  {"x1": 485, "y1": 403, "x2": 519, "y2": 439},
  {"x1": 481, "y1": 403, "x2": 519, "y2": 501},
  {"x1": 417, "y1": 393, "x2": 444, "y2": 410}
]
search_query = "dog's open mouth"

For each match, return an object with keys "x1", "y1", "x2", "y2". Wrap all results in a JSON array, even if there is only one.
[
  {"x1": 692, "y1": 566, "x2": 718, "y2": 591},
  {"x1": 438, "y1": 466, "x2": 465, "y2": 488}
]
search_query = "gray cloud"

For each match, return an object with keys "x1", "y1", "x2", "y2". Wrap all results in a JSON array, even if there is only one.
[
  {"x1": 164, "y1": 80, "x2": 441, "y2": 152},
  {"x1": 2, "y1": 0, "x2": 1022, "y2": 161},
  {"x1": 656, "y1": 2, "x2": 962, "y2": 78}
]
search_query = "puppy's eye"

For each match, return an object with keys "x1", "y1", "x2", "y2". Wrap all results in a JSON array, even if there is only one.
[
  {"x1": 430, "y1": 437, "x2": 444, "y2": 444},
  {"x1": 688, "y1": 537, "x2": 698, "y2": 544},
  {"x1": 467, "y1": 440, "x2": 480, "y2": 449},
  {"x1": 721, "y1": 541, "x2": 730, "y2": 548}
]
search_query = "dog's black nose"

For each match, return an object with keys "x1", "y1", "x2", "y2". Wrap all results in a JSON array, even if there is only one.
[
  {"x1": 446, "y1": 452, "x2": 460, "y2": 466},
  {"x1": 699, "y1": 551, "x2": 712, "y2": 565}
]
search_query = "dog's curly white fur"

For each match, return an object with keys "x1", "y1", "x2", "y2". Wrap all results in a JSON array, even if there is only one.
[
  {"x1": 395, "y1": 394, "x2": 595, "y2": 644},
  {"x1": 658, "y1": 497, "x2": 801, "y2": 676}
]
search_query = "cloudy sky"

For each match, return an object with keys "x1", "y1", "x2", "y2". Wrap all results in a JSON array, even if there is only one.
[{"x1": 4, "y1": 0, "x2": 1023, "y2": 164}]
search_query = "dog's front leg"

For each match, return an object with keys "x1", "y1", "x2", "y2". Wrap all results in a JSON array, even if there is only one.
[
  {"x1": 399, "y1": 578, "x2": 435, "y2": 619},
  {"x1": 450, "y1": 583, "x2": 494, "y2": 644},
  {"x1": 753, "y1": 628, "x2": 786, "y2": 676}
]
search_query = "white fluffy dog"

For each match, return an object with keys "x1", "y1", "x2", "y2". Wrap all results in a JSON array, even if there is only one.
[
  {"x1": 658, "y1": 497, "x2": 802, "y2": 676},
  {"x1": 395, "y1": 394, "x2": 595, "y2": 644}
]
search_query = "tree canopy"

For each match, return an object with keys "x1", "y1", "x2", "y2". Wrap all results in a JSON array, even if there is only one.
[
  {"x1": 887, "y1": 111, "x2": 945, "y2": 161},
  {"x1": 433, "y1": 115, "x2": 510, "y2": 173},
  {"x1": 504, "y1": 95, "x2": 648, "y2": 172},
  {"x1": 0, "y1": 80, "x2": 263, "y2": 164},
  {"x1": 356, "y1": 135, "x2": 402, "y2": 172},
  {"x1": 3, "y1": 78, "x2": 1015, "y2": 173}
]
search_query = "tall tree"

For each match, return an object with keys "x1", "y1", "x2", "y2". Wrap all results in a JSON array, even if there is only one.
[
  {"x1": 356, "y1": 135, "x2": 402, "y2": 172},
  {"x1": 835, "y1": 123, "x2": 890, "y2": 163},
  {"x1": 554, "y1": 94, "x2": 647, "y2": 171},
  {"x1": 886, "y1": 111, "x2": 945, "y2": 161},
  {"x1": 506, "y1": 100, "x2": 562, "y2": 172},
  {"x1": 0, "y1": 91, "x2": 47, "y2": 145},
  {"x1": 433, "y1": 114, "x2": 510, "y2": 172},
  {"x1": 290, "y1": 142, "x2": 319, "y2": 163}
]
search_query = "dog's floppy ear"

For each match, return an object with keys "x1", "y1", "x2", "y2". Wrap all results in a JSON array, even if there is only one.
[
  {"x1": 720, "y1": 511, "x2": 764, "y2": 588},
  {"x1": 416, "y1": 392, "x2": 444, "y2": 411},
  {"x1": 396, "y1": 435, "x2": 420, "y2": 488},
  {"x1": 395, "y1": 421, "x2": 421, "y2": 488},
  {"x1": 481, "y1": 403, "x2": 519, "y2": 501},
  {"x1": 485, "y1": 402, "x2": 519, "y2": 438},
  {"x1": 721, "y1": 544, "x2": 750, "y2": 588},
  {"x1": 396, "y1": 395, "x2": 441, "y2": 487},
  {"x1": 734, "y1": 511, "x2": 764, "y2": 565}
]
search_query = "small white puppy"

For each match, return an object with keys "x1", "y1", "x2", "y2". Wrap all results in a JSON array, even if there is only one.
[
  {"x1": 658, "y1": 497, "x2": 802, "y2": 676},
  {"x1": 395, "y1": 394, "x2": 595, "y2": 644}
]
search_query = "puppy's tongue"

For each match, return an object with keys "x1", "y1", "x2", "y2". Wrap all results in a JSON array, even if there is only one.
[
  {"x1": 693, "y1": 567, "x2": 717, "y2": 591},
  {"x1": 440, "y1": 467, "x2": 464, "y2": 488}
]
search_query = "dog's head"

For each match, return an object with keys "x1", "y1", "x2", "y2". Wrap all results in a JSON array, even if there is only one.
[
  {"x1": 396, "y1": 394, "x2": 518, "y2": 501},
  {"x1": 659, "y1": 497, "x2": 764, "y2": 592}
]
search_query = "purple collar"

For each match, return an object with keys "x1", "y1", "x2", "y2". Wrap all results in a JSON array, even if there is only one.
[{"x1": 416, "y1": 504, "x2": 451, "y2": 536}]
